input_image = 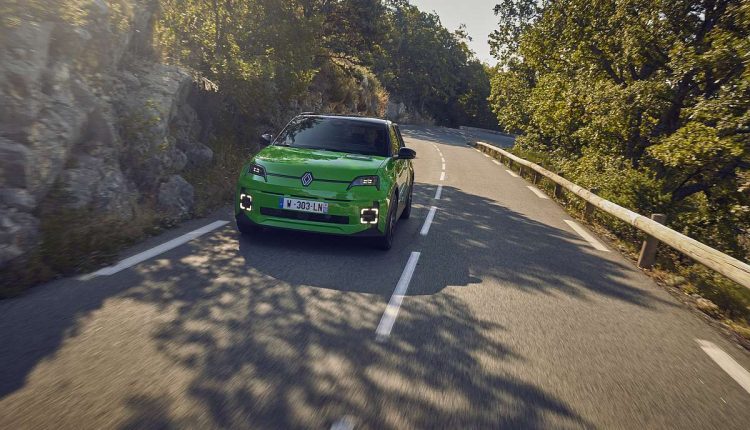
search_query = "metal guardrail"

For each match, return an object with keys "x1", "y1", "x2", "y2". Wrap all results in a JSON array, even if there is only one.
[{"x1": 474, "y1": 141, "x2": 750, "y2": 290}]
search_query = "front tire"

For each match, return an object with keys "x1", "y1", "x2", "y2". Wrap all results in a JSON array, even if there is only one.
[
  {"x1": 236, "y1": 214, "x2": 258, "y2": 235},
  {"x1": 400, "y1": 179, "x2": 413, "y2": 220},
  {"x1": 374, "y1": 193, "x2": 398, "y2": 250}
]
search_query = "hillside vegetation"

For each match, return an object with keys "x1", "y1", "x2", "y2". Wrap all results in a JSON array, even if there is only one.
[
  {"x1": 0, "y1": 0, "x2": 497, "y2": 295},
  {"x1": 155, "y1": 0, "x2": 497, "y2": 130},
  {"x1": 488, "y1": 0, "x2": 750, "y2": 333}
]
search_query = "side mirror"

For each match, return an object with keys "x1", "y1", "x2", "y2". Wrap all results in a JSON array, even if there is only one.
[
  {"x1": 260, "y1": 133, "x2": 274, "y2": 146},
  {"x1": 396, "y1": 147, "x2": 416, "y2": 160}
]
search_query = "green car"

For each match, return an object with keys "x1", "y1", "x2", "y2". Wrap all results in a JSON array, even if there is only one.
[{"x1": 235, "y1": 114, "x2": 416, "y2": 249}]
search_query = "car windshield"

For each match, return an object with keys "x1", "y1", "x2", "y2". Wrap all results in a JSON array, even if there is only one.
[{"x1": 275, "y1": 117, "x2": 390, "y2": 157}]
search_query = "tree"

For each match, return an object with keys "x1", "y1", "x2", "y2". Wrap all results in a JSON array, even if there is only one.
[
  {"x1": 374, "y1": 1, "x2": 497, "y2": 127},
  {"x1": 488, "y1": 0, "x2": 750, "y2": 255}
]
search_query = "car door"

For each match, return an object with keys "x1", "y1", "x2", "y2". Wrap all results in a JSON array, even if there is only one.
[{"x1": 389, "y1": 124, "x2": 408, "y2": 211}]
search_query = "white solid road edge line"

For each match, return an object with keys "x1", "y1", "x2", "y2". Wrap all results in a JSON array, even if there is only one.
[
  {"x1": 564, "y1": 220, "x2": 610, "y2": 252},
  {"x1": 420, "y1": 206, "x2": 438, "y2": 236},
  {"x1": 527, "y1": 186, "x2": 550, "y2": 199},
  {"x1": 376, "y1": 251, "x2": 421, "y2": 341},
  {"x1": 79, "y1": 220, "x2": 230, "y2": 280},
  {"x1": 505, "y1": 169, "x2": 519, "y2": 178},
  {"x1": 434, "y1": 184, "x2": 443, "y2": 200},
  {"x1": 697, "y1": 339, "x2": 750, "y2": 395},
  {"x1": 440, "y1": 171, "x2": 446, "y2": 181}
]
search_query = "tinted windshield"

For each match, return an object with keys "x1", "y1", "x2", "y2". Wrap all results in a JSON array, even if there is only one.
[{"x1": 275, "y1": 117, "x2": 390, "y2": 157}]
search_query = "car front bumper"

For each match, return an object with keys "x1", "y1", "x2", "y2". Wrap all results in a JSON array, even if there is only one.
[{"x1": 235, "y1": 187, "x2": 388, "y2": 236}]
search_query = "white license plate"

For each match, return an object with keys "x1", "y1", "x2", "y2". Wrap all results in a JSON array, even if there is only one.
[{"x1": 279, "y1": 197, "x2": 329, "y2": 214}]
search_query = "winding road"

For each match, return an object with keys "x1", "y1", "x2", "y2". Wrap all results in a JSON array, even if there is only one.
[{"x1": 1, "y1": 126, "x2": 749, "y2": 429}]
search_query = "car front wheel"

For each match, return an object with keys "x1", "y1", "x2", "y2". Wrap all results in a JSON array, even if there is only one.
[
  {"x1": 374, "y1": 193, "x2": 398, "y2": 250},
  {"x1": 236, "y1": 214, "x2": 259, "y2": 235},
  {"x1": 400, "y1": 178, "x2": 413, "y2": 220}
]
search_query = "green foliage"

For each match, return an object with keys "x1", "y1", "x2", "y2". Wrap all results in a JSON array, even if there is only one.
[
  {"x1": 489, "y1": 0, "x2": 750, "y2": 255},
  {"x1": 155, "y1": 0, "x2": 497, "y2": 130},
  {"x1": 374, "y1": 2, "x2": 497, "y2": 127},
  {"x1": 156, "y1": 0, "x2": 319, "y2": 125}
]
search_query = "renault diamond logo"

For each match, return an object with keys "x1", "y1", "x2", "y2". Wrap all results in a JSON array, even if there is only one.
[{"x1": 301, "y1": 172, "x2": 314, "y2": 187}]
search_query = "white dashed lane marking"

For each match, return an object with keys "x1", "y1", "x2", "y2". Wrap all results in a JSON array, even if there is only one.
[
  {"x1": 505, "y1": 169, "x2": 519, "y2": 178},
  {"x1": 434, "y1": 185, "x2": 443, "y2": 200},
  {"x1": 527, "y1": 186, "x2": 549, "y2": 199},
  {"x1": 696, "y1": 339, "x2": 750, "y2": 395},
  {"x1": 564, "y1": 220, "x2": 610, "y2": 252},
  {"x1": 420, "y1": 206, "x2": 437, "y2": 236},
  {"x1": 376, "y1": 252, "x2": 421, "y2": 341}
]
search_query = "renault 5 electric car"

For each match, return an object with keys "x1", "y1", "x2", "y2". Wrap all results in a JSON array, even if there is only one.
[{"x1": 235, "y1": 114, "x2": 416, "y2": 249}]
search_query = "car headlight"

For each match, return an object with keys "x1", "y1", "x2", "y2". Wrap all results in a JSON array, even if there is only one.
[
  {"x1": 360, "y1": 207, "x2": 379, "y2": 224},
  {"x1": 239, "y1": 193, "x2": 253, "y2": 211},
  {"x1": 348, "y1": 175, "x2": 380, "y2": 190},
  {"x1": 247, "y1": 163, "x2": 266, "y2": 181}
]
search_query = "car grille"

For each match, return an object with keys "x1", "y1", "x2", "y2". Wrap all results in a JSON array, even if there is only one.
[{"x1": 260, "y1": 207, "x2": 350, "y2": 225}]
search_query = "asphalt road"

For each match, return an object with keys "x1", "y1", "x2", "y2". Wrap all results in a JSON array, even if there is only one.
[{"x1": 1, "y1": 126, "x2": 749, "y2": 429}]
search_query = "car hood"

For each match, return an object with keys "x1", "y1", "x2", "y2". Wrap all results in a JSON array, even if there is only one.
[{"x1": 253, "y1": 145, "x2": 388, "y2": 180}]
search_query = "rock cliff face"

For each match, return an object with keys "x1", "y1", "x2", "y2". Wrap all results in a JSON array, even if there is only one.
[{"x1": 0, "y1": 0, "x2": 212, "y2": 268}]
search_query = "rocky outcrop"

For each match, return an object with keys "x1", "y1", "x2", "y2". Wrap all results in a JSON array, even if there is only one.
[
  {"x1": 384, "y1": 100, "x2": 434, "y2": 125},
  {"x1": 157, "y1": 175, "x2": 195, "y2": 220},
  {"x1": 0, "y1": 1, "x2": 212, "y2": 268},
  {"x1": 385, "y1": 101, "x2": 407, "y2": 122}
]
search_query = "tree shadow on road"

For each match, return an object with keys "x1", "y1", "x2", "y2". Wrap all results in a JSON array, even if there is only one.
[
  {"x1": 113, "y1": 184, "x2": 671, "y2": 428},
  {"x1": 2, "y1": 183, "x2": 672, "y2": 428}
]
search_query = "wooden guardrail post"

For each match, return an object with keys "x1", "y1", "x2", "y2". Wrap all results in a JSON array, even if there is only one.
[
  {"x1": 584, "y1": 188, "x2": 598, "y2": 221},
  {"x1": 637, "y1": 214, "x2": 667, "y2": 269},
  {"x1": 532, "y1": 171, "x2": 540, "y2": 184},
  {"x1": 554, "y1": 172, "x2": 564, "y2": 199}
]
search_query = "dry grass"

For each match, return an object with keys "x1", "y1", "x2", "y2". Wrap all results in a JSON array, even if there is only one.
[
  {"x1": 0, "y1": 205, "x2": 162, "y2": 298},
  {"x1": 182, "y1": 137, "x2": 252, "y2": 216}
]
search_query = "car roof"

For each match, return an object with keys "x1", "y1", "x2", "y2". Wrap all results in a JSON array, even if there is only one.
[{"x1": 296, "y1": 113, "x2": 392, "y2": 126}]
